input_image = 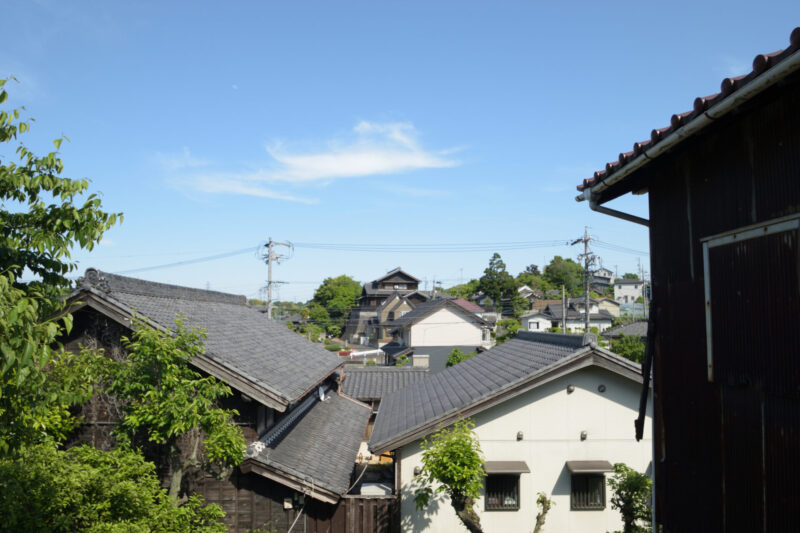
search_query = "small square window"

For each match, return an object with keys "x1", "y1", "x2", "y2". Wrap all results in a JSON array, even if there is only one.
[
  {"x1": 571, "y1": 474, "x2": 605, "y2": 510},
  {"x1": 485, "y1": 475, "x2": 519, "y2": 511}
]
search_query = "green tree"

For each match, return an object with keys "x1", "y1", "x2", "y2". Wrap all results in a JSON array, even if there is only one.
[
  {"x1": 0, "y1": 80, "x2": 120, "y2": 455},
  {"x1": 608, "y1": 463, "x2": 652, "y2": 533},
  {"x1": 533, "y1": 492, "x2": 555, "y2": 533},
  {"x1": 311, "y1": 275, "x2": 361, "y2": 334},
  {"x1": 495, "y1": 318, "x2": 522, "y2": 345},
  {"x1": 543, "y1": 256, "x2": 584, "y2": 296},
  {"x1": 0, "y1": 79, "x2": 121, "y2": 307},
  {"x1": 446, "y1": 348, "x2": 476, "y2": 367},
  {"x1": 479, "y1": 253, "x2": 524, "y2": 316},
  {"x1": 414, "y1": 419, "x2": 485, "y2": 533},
  {"x1": 394, "y1": 353, "x2": 409, "y2": 367},
  {"x1": 610, "y1": 334, "x2": 646, "y2": 364},
  {"x1": 622, "y1": 273, "x2": 640, "y2": 280},
  {"x1": 307, "y1": 302, "x2": 330, "y2": 331},
  {"x1": 108, "y1": 319, "x2": 246, "y2": 499},
  {"x1": 0, "y1": 443, "x2": 226, "y2": 533},
  {"x1": 445, "y1": 279, "x2": 479, "y2": 300},
  {"x1": 0, "y1": 273, "x2": 102, "y2": 455}
]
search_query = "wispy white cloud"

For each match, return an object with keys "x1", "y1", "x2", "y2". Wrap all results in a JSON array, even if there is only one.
[
  {"x1": 187, "y1": 175, "x2": 318, "y2": 204},
  {"x1": 163, "y1": 121, "x2": 458, "y2": 203},
  {"x1": 155, "y1": 147, "x2": 211, "y2": 170},
  {"x1": 714, "y1": 55, "x2": 750, "y2": 78},
  {"x1": 264, "y1": 121, "x2": 458, "y2": 182}
]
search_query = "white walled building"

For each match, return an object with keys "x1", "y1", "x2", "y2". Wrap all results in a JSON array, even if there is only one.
[
  {"x1": 386, "y1": 298, "x2": 493, "y2": 349},
  {"x1": 614, "y1": 278, "x2": 646, "y2": 304},
  {"x1": 370, "y1": 331, "x2": 652, "y2": 533}
]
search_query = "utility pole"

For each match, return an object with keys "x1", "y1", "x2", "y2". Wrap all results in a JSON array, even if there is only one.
[
  {"x1": 561, "y1": 285, "x2": 566, "y2": 335},
  {"x1": 263, "y1": 237, "x2": 291, "y2": 320},
  {"x1": 571, "y1": 226, "x2": 596, "y2": 334}
]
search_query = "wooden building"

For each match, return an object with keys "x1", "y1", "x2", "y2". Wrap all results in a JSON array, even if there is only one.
[{"x1": 576, "y1": 28, "x2": 800, "y2": 532}]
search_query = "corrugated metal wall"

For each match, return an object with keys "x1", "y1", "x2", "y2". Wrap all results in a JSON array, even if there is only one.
[{"x1": 645, "y1": 70, "x2": 800, "y2": 532}]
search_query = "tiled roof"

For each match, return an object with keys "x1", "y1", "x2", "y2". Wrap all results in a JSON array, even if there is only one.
[
  {"x1": 452, "y1": 298, "x2": 484, "y2": 313},
  {"x1": 409, "y1": 345, "x2": 483, "y2": 374},
  {"x1": 578, "y1": 27, "x2": 800, "y2": 196},
  {"x1": 602, "y1": 320, "x2": 648, "y2": 339},
  {"x1": 249, "y1": 391, "x2": 370, "y2": 496},
  {"x1": 383, "y1": 298, "x2": 489, "y2": 327},
  {"x1": 541, "y1": 307, "x2": 615, "y2": 321},
  {"x1": 371, "y1": 267, "x2": 421, "y2": 284},
  {"x1": 341, "y1": 366, "x2": 429, "y2": 400},
  {"x1": 73, "y1": 269, "x2": 342, "y2": 406},
  {"x1": 615, "y1": 279, "x2": 643, "y2": 285},
  {"x1": 369, "y1": 331, "x2": 596, "y2": 451}
]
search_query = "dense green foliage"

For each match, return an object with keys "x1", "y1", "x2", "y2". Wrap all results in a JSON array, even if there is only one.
[
  {"x1": 622, "y1": 273, "x2": 640, "y2": 280},
  {"x1": 610, "y1": 333, "x2": 646, "y2": 364},
  {"x1": 0, "y1": 273, "x2": 101, "y2": 455},
  {"x1": 495, "y1": 318, "x2": 522, "y2": 345},
  {"x1": 445, "y1": 347, "x2": 476, "y2": 367},
  {"x1": 110, "y1": 319, "x2": 246, "y2": 497},
  {"x1": 0, "y1": 443, "x2": 225, "y2": 533},
  {"x1": 445, "y1": 279, "x2": 479, "y2": 300},
  {"x1": 414, "y1": 419, "x2": 485, "y2": 533},
  {"x1": 543, "y1": 256, "x2": 584, "y2": 296},
  {"x1": 478, "y1": 253, "x2": 517, "y2": 311},
  {"x1": 609, "y1": 463, "x2": 652, "y2": 533},
  {"x1": 311, "y1": 275, "x2": 361, "y2": 334}
]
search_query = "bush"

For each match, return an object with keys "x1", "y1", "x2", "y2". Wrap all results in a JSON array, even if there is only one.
[
  {"x1": 324, "y1": 344, "x2": 341, "y2": 352},
  {"x1": 0, "y1": 443, "x2": 226, "y2": 533}
]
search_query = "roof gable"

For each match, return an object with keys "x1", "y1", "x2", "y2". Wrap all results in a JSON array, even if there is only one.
[
  {"x1": 372, "y1": 267, "x2": 420, "y2": 284},
  {"x1": 369, "y1": 332, "x2": 642, "y2": 452},
  {"x1": 70, "y1": 269, "x2": 342, "y2": 411},
  {"x1": 384, "y1": 298, "x2": 490, "y2": 327}
]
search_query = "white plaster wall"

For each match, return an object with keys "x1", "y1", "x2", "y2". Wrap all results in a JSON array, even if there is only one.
[
  {"x1": 614, "y1": 283, "x2": 643, "y2": 303},
  {"x1": 524, "y1": 315, "x2": 552, "y2": 331},
  {"x1": 566, "y1": 318, "x2": 613, "y2": 333},
  {"x1": 408, "y1": 307, "x2": 483, "y2": 346},
  {"x1": 399, "y1": 367, "x2": 652, "y2": 533}
]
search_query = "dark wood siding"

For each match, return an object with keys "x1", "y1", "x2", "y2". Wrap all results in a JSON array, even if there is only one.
[{"x1": 644, "y1": 70, "x2": 800, "y2": 532}]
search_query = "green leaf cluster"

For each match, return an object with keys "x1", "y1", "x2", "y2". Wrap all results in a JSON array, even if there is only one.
[
  {"x1": 0, "y1": 443, "x2": 226, "y2": 533},
  {"x1": 311, "y1": 275, "x2": 361, "y2": 334},
  {"x1": 109, "y1": 318, "x2": 246, "y2": 470},
  {"x1": 610, "y1": 334, "x2": 646, "y2": 364},
  {"x1": 0, "y1": 271, "x2": 101, "y2": 455},
  {"x1": 445, "y1": 348, "x2": 476, "y2": 368},
  {"x1": 413, "y1": 418, "x2": 484, "y2": 511},
  {"x1": 608, "y1": 463, "x2": 652, "y2": 533},
  {"x1": 0, "y1": 79, "x2": 122, "y2": 307}
]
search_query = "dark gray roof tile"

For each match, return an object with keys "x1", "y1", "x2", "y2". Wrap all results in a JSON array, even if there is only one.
[
  {"x1": 370, "y1": 331, "x2": 594, "y2": 449},
  {"x1": 75, "y1": 269, "x2": 342, "y2": 404},
  {"x1": 341, "y1": 367, "x2": 429, "y2": 400},
  {"x1": 252, "y1": 392, "x2": 370, "y2": 495}
]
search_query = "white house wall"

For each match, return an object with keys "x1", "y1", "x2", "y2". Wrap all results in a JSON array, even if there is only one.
[
  {"x1": 408, "y1": 307, "x2": 483, "y2": 347},
  {"x1": 399, "y1": 367, "x2": 652, "y2": 533}
]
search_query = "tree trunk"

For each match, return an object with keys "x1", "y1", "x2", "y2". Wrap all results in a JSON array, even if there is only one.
[
  {"x1": 533, "y1": 493, "x2": 553, "y2": 533},
  {"x1": 167, "y1": 443, "x2": 184, "y2": 500},
  {"x1": 450, "y1": 493, "x2": 484, "y2": 533}
]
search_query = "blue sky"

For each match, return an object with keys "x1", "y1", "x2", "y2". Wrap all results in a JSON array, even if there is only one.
[{"x1": 4, "y1": 1, "x2": 798, "y2": 301}]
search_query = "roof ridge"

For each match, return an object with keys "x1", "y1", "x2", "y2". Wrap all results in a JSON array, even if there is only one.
[
  {"x1": 514, "y1": 330, "x2": 596, "y2": 348},
  {"x1": 77, "y1": 268, "x2": 247, "y2": 305}
]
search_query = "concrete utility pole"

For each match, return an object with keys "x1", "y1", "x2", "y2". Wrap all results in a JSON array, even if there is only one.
[
  {"x1": 571, "y1": 226, "x2": 596, "y2": 334},
  {"x1": 263, "y1": 237, "x2": 291, "y2": 320},
  {"x1": 561, "y1": 285, "x2": 567, "y2": 335}
]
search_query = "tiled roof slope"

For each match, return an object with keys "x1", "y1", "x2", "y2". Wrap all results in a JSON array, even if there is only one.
[
  {"x1": 341, "y1": 367, "x2": 429, "y2": 400},
  {"x1": 602, "y1": 320, "x2": 648, "y2": 339},
  {"x1": 384, "y1": 298, "x2": 489, "y2": 327},
  {"x1": 370, "y1": 331, "x2": 592, "y2": 450},
  {"x1": 251, "y1": 392, "x2": 370, "y2": 495},
  {"x1": 578, "y1": 27, "x2": 800, "y2": 194},
  {"x1": 74, "y1": 269, "x2": 341, "y2": 404}
]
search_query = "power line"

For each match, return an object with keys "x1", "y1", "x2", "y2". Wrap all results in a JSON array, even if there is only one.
[{"x1": 113, "y1": 246, "x2": 258, "y2": 275}]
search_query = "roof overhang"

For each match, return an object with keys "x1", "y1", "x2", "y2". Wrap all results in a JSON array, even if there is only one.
[
  {"x1": 370, "y1": 348, "x2": 642, "y2": 454},
  {"x1": 64, "y1": 289, "x2": 302, "y2": 412},
  {"x1": 485, "y1": 461, "x2": 530, "y2": 474},
  {"x1": 240, "y1": 460, "x2": 341, "y2": 504},
  {"x1": 578, "y1": 41, "x2": 800, "y2": 207},
  {"x1": 566, "y1": 460, "x2": 614, "y2": 474}
]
